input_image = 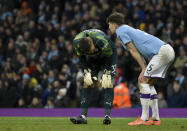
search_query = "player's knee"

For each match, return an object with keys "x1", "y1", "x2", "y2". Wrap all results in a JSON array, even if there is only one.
[
  {"x1": 104, "y1": 88, "x2": 114, "y2": 108},
  {"x1": 80, "y1": 98, "x2": 89, "y2": 108},
  {"x1": 138, "y1": 78, "x2": 148, "y2": 85},
  {"x1": 83, "y1": 83, "x2": 94, "y2": 88},
  {"x1": 148, "y1": 78, "x2": 158, "y2": 86},
  {"x1": 138, "y1": 83, "x2": 151, "y2": 94},
  {"x1": 138, "y1": 75, "x2": 149, "y2": 84},
  {"x1": 104, "y1": 98, "x2": 113, "y2": 109}
]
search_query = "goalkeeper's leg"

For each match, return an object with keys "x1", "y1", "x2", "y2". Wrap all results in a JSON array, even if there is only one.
[
  {"x1": 103, "y1": 87, "x2": 114, "y2": 124},
  {"x1": 81, "y1": 87, "x2": 92, "y2": 117},
  {"x1": 70, "y1": 84, "x2": 93, "y2": 124}
]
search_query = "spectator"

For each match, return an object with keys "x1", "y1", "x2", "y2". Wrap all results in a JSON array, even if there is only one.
[
  {"x1": 175, "y1": 69, "x2": 187, "y2": 89},
  {"x1": 44, "y1": 97, "x2": 54, "y2": 109},
  {"x1": 54, "y1": 88, "x2": 69, "y2": 107},
  {"x1": 113, "y1": 82, "x2": 132, "y2": 108},
  {"x1": 20, "y1": 1, "x2": 32, "y2": 16},
  {"x1": 29, "y1": 97, "x2": 43, "y2": 108},
  {"x1": 158, "y1": 92, "x2": 168, "y2": 108},
  {"x1": 42, "y1": 83, "x2": 52, "y2": 106},
  {"x1": 128, "y1": 82, "x2": 140, "y2": 108},
  {"x1": 167, "y1": 80, "x2": 186, "y2": 107},
  {"x1": 17, "y1": 98, "x2": 27, "y2": 108},
  {"x1": 114, "y1": 68, "x2": 123, "y2": 86},
  {"x1": 174, "y1": 46, "x2": 187, "y2": 70},
  {"x1": 0, "y1": 79, "x2": 18, "y2": 107}
]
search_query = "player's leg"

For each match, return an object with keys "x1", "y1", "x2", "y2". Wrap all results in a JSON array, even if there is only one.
[
  {"x1": 138, "y1": 78, "x2": 161, "y2": 125},
  {"x1": 128, "y1": 82, "x2": 152, "y2": 125},
  {"x1": 128, "y1": 44, "x2": 175, "y2": 126},
  {"x1": 103, "y1": 79, "x2": 114, "y2": 125},
  {"x1": 70, "y1": 83, "x2": 93, "y2": 124},
  {"x1": 80, "y1": 67, "x2": 99, "y2": 120},
  {"x1": 70, "y1": 58, "x2": 98, "y2": 124},
  {"x1": 139, "y1": 83, "x2": 151, "y2": 121},
  {"x1": 80, "y1": 84, "x2": 92, "y2": 117},
  {"x1": 103, "y1": 49, "x2": 117, "y2": 125},
  {"x1": 149, "y1": 85, "x2": 161, "y2": 125},
  {"x1": 147, "y1": 78, "x2": 160, "y2": 122},
  {"x1": 145, "y1": 44, "x2": 175, "y2": 125},
  {"x1": 128, "y1": 52, "x2": 164, "y2": 125}
]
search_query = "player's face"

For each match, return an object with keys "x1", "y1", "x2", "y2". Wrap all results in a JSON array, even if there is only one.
[
  {"x1": 108, "y1": 22, "x2": 116, "y2": 34},
  {"x1": 86, "y1": 37, "x2": 95, "y2": 54}
]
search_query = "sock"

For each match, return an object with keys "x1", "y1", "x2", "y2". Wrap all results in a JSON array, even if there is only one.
[
  {"x1": 81, "y1": 88, "x2": 91, "y2": 116},
  {"x1": 140, "y1": 95, "x2": 150, "y2": 121},
  {"x1": 105, "y1": 108, "x2": 111, "y2": 116},
  {"x1": 81, "y1": 108, "x2": 88, "y2": 117},
  {"x1": 139, "y1": 83, "x2": 151, "y2": 121},
  {"x1": 104, "y1": 88, "x2": 114, "y2": 116},
  {"x1": 150, "y1": 86, "x2": 160, "y2": 120}
]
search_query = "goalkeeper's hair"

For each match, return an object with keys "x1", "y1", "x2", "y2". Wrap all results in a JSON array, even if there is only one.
[
  {"x1": 79, "y1": 38, "x2": 91, "y2": 52},
  {"x1": 106, "y1": 12, "x2": 125, "y2": 26}
]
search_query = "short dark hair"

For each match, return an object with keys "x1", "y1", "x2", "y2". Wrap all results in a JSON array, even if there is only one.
[
  {"x1": 79, "y1": 38, "x2": 91, "y2": 52},
  {"x1": 106, "y1": 12, "x2": 125, "y2": 25}
]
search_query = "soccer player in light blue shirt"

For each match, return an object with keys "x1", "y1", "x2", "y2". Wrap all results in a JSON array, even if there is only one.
[
  {"x1": 116, "y1": 24, "x2": 164, "y2": 59},
  {"x1": 107, "y1": 12, "x2": 175, "y2": 126}
]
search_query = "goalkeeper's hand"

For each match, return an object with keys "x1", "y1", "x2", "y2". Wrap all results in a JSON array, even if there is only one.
[
  {"x1": 84, "y1": 68, "x2": 97, "y2": 86},
  {"x1": 101, "y1": 70, "x2": 112, "y2": 89}
]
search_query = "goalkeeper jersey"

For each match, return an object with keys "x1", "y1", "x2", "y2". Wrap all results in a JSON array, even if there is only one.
[{"x1": 73, "y1": 29, "x2": 117, "y2": 71}]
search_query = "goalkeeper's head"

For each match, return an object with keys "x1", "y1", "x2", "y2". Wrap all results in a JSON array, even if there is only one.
[{"x1": 79, "y1": 37, "x2": 95, "y2": 54}]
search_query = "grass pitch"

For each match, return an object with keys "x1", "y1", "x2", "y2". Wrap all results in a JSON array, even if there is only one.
[{"x1": 0, "y1": 117, "x2": 187, "y2": 131}]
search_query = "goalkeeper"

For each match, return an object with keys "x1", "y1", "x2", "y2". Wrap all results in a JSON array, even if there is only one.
[{"x1": 70, "y1": 29, "x2": 117, "y2": 125}]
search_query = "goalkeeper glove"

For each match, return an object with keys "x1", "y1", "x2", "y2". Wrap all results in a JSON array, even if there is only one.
[
  {"x1": 84, "y1": 68, "x2": 95, "y2": 86},
  {"x1": 101, "y1": 70, "x2": 112, "y2": 89}
]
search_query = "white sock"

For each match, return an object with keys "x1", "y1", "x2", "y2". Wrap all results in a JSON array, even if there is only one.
[
  {"x1": 150, "y1": 86, "x2": 160, "y2": 120},
  {"x1": 139, "y1": 83, "x2": 151, "y2": 121},
  {"x1": 140, "y1": 98, "x2": 150, "y2": 121}
]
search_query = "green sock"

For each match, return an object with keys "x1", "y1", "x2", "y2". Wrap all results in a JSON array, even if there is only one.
[
  {"x1": 81, "y1": 108, "x2": 88, "y2": 117},
  {"x1": 104, "y1": 88, "x2": 114, "y2": 116},
  {"x1": 105, "y1": 108, "x2": 111, "y2": 116}
]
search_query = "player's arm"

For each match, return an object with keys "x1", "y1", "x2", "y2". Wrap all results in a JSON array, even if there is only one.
[
  {"x1": 126, "y1": 41, "x2": 147, "y2": 70},
  {"x1": 99, "y1": 39, "x2": 116, "y2": 88},
  {"x1": 75, "y1": 50, "x2": 88, "y2": 69},
  {"x1": 79, "y1": 55, "x2": 89, "y2": 69},
  {"x1": 91, "y1": 31, "x2": 113, "y2": 57},
  {"x1": 73, "y1": 39, "x2": 88, "y2": 69},
  {"x1": 99, "y1": 39, "x2": 113, "y2": 57},
  {"x1": 117, "y1": 29, "x2": 146, "y2": 70},
  {"x1": 93, "y1": 33, "x2": 114, "y2": 71},
  {"x1": 99, "y1": 39, "x2": 114, "y2": 70},
  {"x1": 73, "y1": 40, "x2": 94, "y2": 86}
]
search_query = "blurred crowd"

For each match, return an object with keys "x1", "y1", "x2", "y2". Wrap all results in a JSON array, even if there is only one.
[{"x1": 0, "y1": 0, "x2": 187, "y2": 108}]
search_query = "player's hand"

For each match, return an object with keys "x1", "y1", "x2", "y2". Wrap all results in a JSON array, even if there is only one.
[
  {"x1": 101, "y1": 70, "x2": 112, "y2": 89},
  {"x1": 84, "y1": 68, "x2": 93, "y2": 86},
  {"x1": 138, "y1": 69, "x2": 148, "y2": 83}
]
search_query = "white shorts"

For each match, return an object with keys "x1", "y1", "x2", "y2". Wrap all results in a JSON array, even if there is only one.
[{"x1": 144, "y1": 44, "x2": 175, "y2": 78}]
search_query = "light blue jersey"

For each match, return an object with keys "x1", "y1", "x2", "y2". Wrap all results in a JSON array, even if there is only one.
[{"x1": 116, "y1": 25, "x2": 164, "y2": 59}]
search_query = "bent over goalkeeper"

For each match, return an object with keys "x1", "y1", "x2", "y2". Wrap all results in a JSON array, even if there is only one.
[{"x1": 70, "y1": 29, "x2": 117, "y2": 125}]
